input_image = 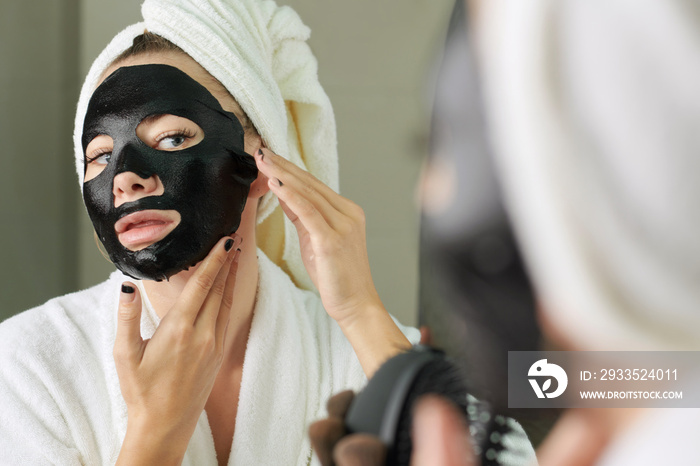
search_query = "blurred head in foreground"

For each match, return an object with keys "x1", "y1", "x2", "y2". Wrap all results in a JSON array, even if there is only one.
[{"x1": 420, "y1": 0, "x2": 700, "y2": 460}]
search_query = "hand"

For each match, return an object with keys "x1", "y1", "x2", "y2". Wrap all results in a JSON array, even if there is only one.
[
  {"x1": 309, "y1": 390, "x2": 387, "y2": 466},
  {"x1": 254, "y1": 148, "x2": 380, "y2": 325},
  {"x1": 309, "y1": 392, "x2": 476, "y2": 466},
  {"x1": 255, "y1": 149, "x2": 412, "y2": 376},
  {"x1": 114, "y1": 235, "x2": 241, "y2": 465},
  {"x1": 410, "y1": 395, "x2": 477, "y2": 466}
]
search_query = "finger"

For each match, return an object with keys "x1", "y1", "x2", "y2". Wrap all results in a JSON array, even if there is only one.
[
  {"x1": 267, "y1": 174, "x2": 348, "y2": 233},
  {"x1": 327, "y1": 390, "x2": 355, "y2": 419},
  {"x1": 267, "y1": 178, "x2": 336, "y2": 239},
  {"x1": 277, "y1": 198, "x2": 313, "y2": 253},
  {"x1": 276, "y1": 197, "x2": 309, "y2": 237},
  {"x1": 411, "y1": 395, "x2": 476, "y2": 466},
  {"x1": 309, "y1": 417, "x2": 346, "y2": 466},
  {"x1": 334, "y1": 434, "x2": 386, "y2": 466},
  {"x1": 194, "y1": 244, "x2": 234, "y2": 329},
  {"x1": 177, "y1": 236, "x2": 236, "y2": 323},
  {"x1": 256, "y1": 148, "x2": 355, "y2": 216},
  {"x1": 114, "y1": 282, "x2": 144, "y2": 364},
  {"x1": 255, "y1": 149, "x2": 349, "y2": 210},
  {"x1": 214, "y1": 247, "x2": 241, "y2": 348}
]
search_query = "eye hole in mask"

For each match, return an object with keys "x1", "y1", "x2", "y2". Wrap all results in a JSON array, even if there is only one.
[{"x1": 85, "y1": 114, "x2": 205, "y2": 183}]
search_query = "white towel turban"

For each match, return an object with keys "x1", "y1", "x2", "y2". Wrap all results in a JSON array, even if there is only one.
[
  {"x1": 73, "y1": 0, "x2": 337, "y2": 290},
  {"x1": 477, "y1": 0, "x2": 700, "y2": 350}
]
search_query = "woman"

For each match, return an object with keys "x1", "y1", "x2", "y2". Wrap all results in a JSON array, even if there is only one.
[{"x1": 0, "y1": 0, "x2": 418, "y2": 465}]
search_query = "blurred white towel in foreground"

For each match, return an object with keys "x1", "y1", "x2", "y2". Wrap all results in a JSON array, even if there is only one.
[{"x1": 479, "y1": 0, "x2": 700, "y2": 351}]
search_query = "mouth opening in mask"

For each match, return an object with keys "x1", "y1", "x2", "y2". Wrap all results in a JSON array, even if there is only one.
[{"x1": 114, "y1": 209, "x2": 181, "y2": 251}]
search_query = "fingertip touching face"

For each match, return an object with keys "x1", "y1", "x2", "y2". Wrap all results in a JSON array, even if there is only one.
[{"x1": 82, "y1": 63, "x2": 258, "y2": 281}]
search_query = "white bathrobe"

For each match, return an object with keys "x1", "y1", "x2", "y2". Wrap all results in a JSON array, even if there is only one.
[{"x1": 0, "y1": 250, "x2": 419, "y2": 465}]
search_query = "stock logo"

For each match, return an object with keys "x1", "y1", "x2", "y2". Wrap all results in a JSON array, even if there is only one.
[{"x1": 528, "y1": 359, "x2": 568, "y2": 399}]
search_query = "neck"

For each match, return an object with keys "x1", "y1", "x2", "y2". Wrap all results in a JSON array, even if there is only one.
[{"x1": 142, "y1": 239, "x2": 259, "y2": 367}]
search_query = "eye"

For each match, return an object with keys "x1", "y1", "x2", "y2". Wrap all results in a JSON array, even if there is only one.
[
  {"x1": 87, "y1": 150, "x2": 112, "y2": 165},
  {"x1": 136, "y1": 115, "x2": 204, "y2": 152},
  {"x1": 84, "y1": 134, "x2": 115, "y2": 182},
  {"x1": 154, "y1": 130, "x2": 195, "y2": 151}
]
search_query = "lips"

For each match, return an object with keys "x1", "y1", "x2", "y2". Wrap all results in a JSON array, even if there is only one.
[{"x1": 115, "y1": 209, "x2": 181, "y2": 251}]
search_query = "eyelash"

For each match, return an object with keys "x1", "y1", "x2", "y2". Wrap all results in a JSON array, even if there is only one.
[
  {"x1": 155, "y1": 127, "x2": 197, "y2": 143},
  {"x1": 86, "y1": 148, "x2": 111, "y2": 164}
]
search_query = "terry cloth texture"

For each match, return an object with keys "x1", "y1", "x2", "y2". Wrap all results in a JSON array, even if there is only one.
[
  {"x1": 74, "y1": 0, "x2": 338, "y2": 291},
  {"x1": 477, "y1": 0, "x2": 700, "y2": 350},
  {"x1": 0, "y1": 249, "x2": 420, "y2": 465}
]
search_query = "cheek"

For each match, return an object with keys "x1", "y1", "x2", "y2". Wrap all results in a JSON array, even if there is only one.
[
  {"x1": 84, "y1": 163, "x2": 107, "y2": 183},
  {"x1": 83, "y1": 176, "x2": 114, "y2": 217},
  {"x1": 161, "y1": 155, "x2": 236, "y2": 204}
]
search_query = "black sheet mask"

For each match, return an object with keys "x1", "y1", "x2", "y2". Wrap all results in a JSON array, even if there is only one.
[{"x1": 82, "y1": 64, "x2": 258, "y2": 281}]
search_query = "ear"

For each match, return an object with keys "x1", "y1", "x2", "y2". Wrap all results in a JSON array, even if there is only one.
[
  {"x1": 245, "y1": 133, "x2": 269, "y2": 199},
  {"x1": 248, "y1": 167, "x2": 270, "y2": 200}
]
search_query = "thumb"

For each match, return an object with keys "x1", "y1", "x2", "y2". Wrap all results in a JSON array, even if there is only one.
[
  {"x1": 114, "y1": 282, "x2": 143, "y2": 363},
  {"x1": 411, "y1": 395, "x2": 477, "y2": 466}
]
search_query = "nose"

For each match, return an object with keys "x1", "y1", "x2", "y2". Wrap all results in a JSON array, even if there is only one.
[{"x1": 113, "y1": 171, "x2": 164, "y2": 207}]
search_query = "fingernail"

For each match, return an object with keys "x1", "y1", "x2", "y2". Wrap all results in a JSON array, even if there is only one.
[
  {"x1": 257, "y1": 149, "x2": 264, "y2": 161},
  {"x1": 121, "y1": 284, "x2": 135, "y2": 303},
  {"x1": 224, "y1": 238, "x2": 234, "y2": 251},
  {"x1": 233, "y1": 248, "x2": 242, "y2": 263},
  {"x1": 277, "y1": 178, "x2": 284, "y2": 187}
]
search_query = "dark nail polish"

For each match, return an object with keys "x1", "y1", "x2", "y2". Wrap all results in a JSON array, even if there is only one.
[
  {"x1": 224, "y1": 238, "x2": 234, "y2": 251},
  {"x1": 121, "y1": 284, "x2": 134, "y2": 294},
  {"x1": 277, "y1": 178, "x2": 284, "y2": 187},
  {"x1": 258, "y1": 149, "x2": 264, "y2": 160},
  {"x1": 233, "y1": 248, "x2": 242, "y2": 262}
]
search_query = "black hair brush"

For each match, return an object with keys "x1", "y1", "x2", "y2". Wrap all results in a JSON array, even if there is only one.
[{"x1": 344, "y1": 345, "x2": 511, "y2": 466}]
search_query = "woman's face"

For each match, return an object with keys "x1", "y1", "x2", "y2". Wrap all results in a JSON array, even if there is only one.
[{"x1": 82, "y1": 52, "x2": 260, "y2": 281}]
